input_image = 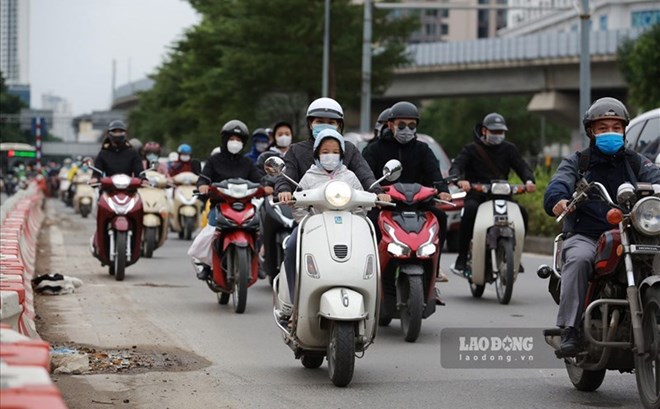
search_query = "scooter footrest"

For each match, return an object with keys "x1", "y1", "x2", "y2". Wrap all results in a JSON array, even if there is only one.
[{"x1": 543, "y1": 328, "x2": 562, "y2": 337}]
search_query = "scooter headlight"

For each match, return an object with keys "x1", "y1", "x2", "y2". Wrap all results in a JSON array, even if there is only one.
[
  {"x1": 107, "y1": 197, "x2": 137, "y2": 215},
  {"x1": 111, "y1": 174, "x2": 131, "y2": 190},
  {"x1": 383, "y1": 222, "x2": 411, "y2": 257},
  {"x1": 324, "y1": 181, "x2": 352, "y2": 208},
  {"x1": 220, "y1": 183, "x2": 257, "y2": 199},
  {"x1": 490, "y1": 182, "x2": 511, "y2": 195},
  {"x1": 631, "y1": 196, "x2": 660, "y2": 236},
  {"x1": 416, "y1": 225, "x2": 438, "y2": 258}
]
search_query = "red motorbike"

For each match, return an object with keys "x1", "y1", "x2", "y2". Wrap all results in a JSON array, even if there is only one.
[
  {"x1": 90, "y1": 173, "x2": 144, "y2": 281},
  {"x1": 204, "y1": 178, "x2": 266, "y2": 313},
  {"x1": 377, "y1": 182, "x2": 449, "y2": 342}
]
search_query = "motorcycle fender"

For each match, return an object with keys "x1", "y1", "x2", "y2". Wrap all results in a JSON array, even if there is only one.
[
  {"x1": 222, "y1": 231, "x2": 252, "y2": 250},
  {"x1": 318, "y1": 288, "x2": 367, "y2": 320},
  {"x1": 639, "y1": 275, "x2": 660, "y2": 300},
  {"x1": 143, "y1": 213, "x2": 161, "y2": 227},
  {"x1": 112, "y1": 216, "x2": 130, "y2": 232},
  {"x1": 180, "y1": 205, "x2": 198, "y2": 217},
  {"x1": 399, "y1": 264, "x2": 424, "y2": 276}
]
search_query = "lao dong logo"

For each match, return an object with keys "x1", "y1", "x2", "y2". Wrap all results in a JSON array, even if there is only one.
[{"x1": 459, "y1": 336, "x2": 534, "y2": 353}]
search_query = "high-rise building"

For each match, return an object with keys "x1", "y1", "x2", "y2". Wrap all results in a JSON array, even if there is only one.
[
  {"x1": 42, "y1": 93, "x2": 74, "y2": 142},
  {"x1": 0, "y1": 0, "x2": 30, "y2": 105}
]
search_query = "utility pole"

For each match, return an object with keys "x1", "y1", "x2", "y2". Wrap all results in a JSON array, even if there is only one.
[
  {"x1": 359, "y1": 0, "x2": 372, "y2": 133},
  {"x1": 577, "y1": 0, "x2": 591, "y2": 150},
  {"x1": 322, "y1": 0, "x2": 330, "y2": 97}
]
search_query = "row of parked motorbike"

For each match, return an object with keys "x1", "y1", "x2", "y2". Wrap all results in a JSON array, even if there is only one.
[{"x1": 73, "y1": 157, "x2": 660, "y2": 405}]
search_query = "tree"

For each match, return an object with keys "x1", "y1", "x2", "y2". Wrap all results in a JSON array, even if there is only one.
[
  {"x1": 618, "y1": 23, "x2": 660, "y2": 112},
  {"x1": 130, "y1": 0, "x2": 416, "y2": 156},
  {"x1": 0, "y1": 71, "x2": 28, "y2": 143},
  {"x1": 418, "y1": 96, "x2": 571, "y2": 159}
]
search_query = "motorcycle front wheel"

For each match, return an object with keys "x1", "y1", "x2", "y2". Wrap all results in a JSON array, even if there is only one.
[
  {"x1": 80, "y1": 204, "x2": 91, "y2": 218},
  {"x1": 495, "y1": 238, "x2": 515, "y2": 305},
  {"x1": 114, "y1": 231, "x2": 127, "y2": 281},
  {"x1": 231, "y1": 246, "x2": 250, "y2": 314},
  {"x1": 327, "y1": 321, "x2": 355, "y2": 387},
  {"x1": 143, "y1": 226, "x2": 157, "y2": 258},
  {"x1": 183, "y1": 216, "x2": 196, "y2": 240},
  {"x1": 399, "y1": 275, "x2": 424, "y2": 343},
  {"x1": 635, "y1": 285, "x2": 660, "y2": 409}
]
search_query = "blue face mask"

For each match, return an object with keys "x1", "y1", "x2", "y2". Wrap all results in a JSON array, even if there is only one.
[
  {"x1": 312, "y1": 123, "x2": 337, "y2": 139},
  {"x1": 595, "y1": 132, "x2": 624, "y2": 155}
]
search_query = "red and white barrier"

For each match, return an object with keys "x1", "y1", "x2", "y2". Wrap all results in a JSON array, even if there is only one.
[{"x1": 0, "y1": 182, "x2": 69, "y2": 408}]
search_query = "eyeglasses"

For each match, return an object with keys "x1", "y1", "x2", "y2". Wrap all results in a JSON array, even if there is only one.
[{"x1": 396, "y1": 121, "x2": 416, "y2": 131}]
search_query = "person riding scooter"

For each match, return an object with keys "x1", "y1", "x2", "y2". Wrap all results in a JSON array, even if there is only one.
[
  {"x1": 193, "y1": 120, "x2": 269, "y2": 280},
  {"x1": 170, "y1": 144, "x2": 201, "y2": 176},
  {"x1": 245, "y1": 128, "x2": 271, "y2": 164},
  {"x1": 142, "y1": 141, "x2": 169, "y2": 175},
  {"x1": 448, "y1": 113, "x2": 536, "y2": 273},
  {"x1": 91, "y1": 120, "x2": 144, "y2": 181}
]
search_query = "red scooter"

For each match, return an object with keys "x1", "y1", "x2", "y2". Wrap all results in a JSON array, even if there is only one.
[
  {"x1": 204, "y1": 178, "x2": 266, "y2": 313},
  {"x1": 377, "y1": 182, "x2": 448, "y2": 342},
  {"x1": 90, "y1": 172, "x2": 144, "y2": 281}
]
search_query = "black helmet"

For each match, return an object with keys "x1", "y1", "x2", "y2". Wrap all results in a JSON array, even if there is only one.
[
  {"x1": 220, "y1": 119, "x2": 249, "y2": 142},
  {"x1": 482, "y1": 113, "x2": 508, "y2": 131},
  {"x1": 252, "y1": 127, "x2": 268, "y2": 138},
  {"x1": 388, "y1": 101, "x2": 419, "y2": 122},
  {"x1": 582, "y1": 97, "x2": 630, "y2": 137},
  {"x1": 377, "y1": 108, "x2": 391, "y2": 124},
  {"x1": 107, "y1": 120, "x2": 127, "y2": 131},
  {"x1": 272, "y1": 120, "x2": 293, "y2": 135}
]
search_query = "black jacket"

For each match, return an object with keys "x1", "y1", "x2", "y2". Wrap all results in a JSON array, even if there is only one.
[
  {"x1": 197, "y1": 151, "x2": 262, "y2": 187},
  {"x1": 448, "y1": 125, "x2": 535, "y2": 184},
  {"x1": 361, "y1": 131, "x2": 449, "y2": 193},
  {"x1": 93, "y1": 139, "x2": 144, "y2": 178},
  {"x1": 544, "y1": 146, "x2": 660, "y2": 238},
  {"x1": 274, "y1": 138, "x2": 378, "y2": 194}
]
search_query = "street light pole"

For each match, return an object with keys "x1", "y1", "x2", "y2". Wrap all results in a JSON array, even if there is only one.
[
  {"x1": 577, "y1": 0, "x2": 591, "y2": 149},
  {"x1": 360, "y1": 0, "x2": 372, "y2": 133},
  {"x1": 322, "y1": 0, "x2": 330, "y2": 97}
]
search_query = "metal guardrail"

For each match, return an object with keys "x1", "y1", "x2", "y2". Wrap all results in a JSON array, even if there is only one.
[{"x1": 404, "y1": 28, "x2": 644, "y2": 68}]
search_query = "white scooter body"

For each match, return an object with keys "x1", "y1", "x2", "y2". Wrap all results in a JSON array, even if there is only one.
[
  {"x1": 272, "y1": 182, "x2": 381, "y2": 354},
  {"x1": 470, "y1": 198, "x2": 525, "y2": 286},
  {"x1": 72, "y1": 171, "x2": 95, "y2": 216}
]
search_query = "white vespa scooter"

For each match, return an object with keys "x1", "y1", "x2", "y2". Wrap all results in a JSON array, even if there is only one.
[
  {"x1": 265, "y1": 156, "x2": 399, "y2": 387},
  {"x1": 453, "y1": 180, "x2": 527, "y2": 304}
]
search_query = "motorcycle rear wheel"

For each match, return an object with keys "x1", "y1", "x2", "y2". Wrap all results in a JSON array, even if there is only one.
[
  {"x1": 114, "y1": 231, "x2": 127, "y2": 281},
  {"x1": 231, "y1": 246, "x2": 250, "y2": 314},
  {"x1": 183, "y1": 216, "x2": 196, "y2": 240},
  {"x1": 469, "y1": 280, "x2": 485, "y2": 298},
  {"x1": 327, "y1": 321, "x2": 355, "y2": 387},
  {"x1": 217, "y1": 292, "x2": 230, "y2": 305},
  {"x1": 565, "y1": 362, "x2": 606, "y2": 392},
  {"x1": 301, "y1": 354, "x2": 324, "y2": 369},
  {"x1": 80, "y1": 204, "x2": 91, "y2": 218},
  {"x1": 400, "y1": 275, "x2": 424, "y2": 343},
  {"x1": 495, "y1": 239, "x2": 515, "y2": 305},
  {"x1": 635, "y1": 285, "x2": 660, "y2": 409}
]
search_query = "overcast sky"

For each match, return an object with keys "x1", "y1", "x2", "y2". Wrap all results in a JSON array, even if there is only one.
[{"x1": 30, "y1": 0, "x2": 199, "y2": 116}]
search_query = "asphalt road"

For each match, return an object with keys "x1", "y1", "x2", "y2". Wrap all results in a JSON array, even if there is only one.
[{"x1": 37, "y1": 199, "x2": 644, "y2": 409}]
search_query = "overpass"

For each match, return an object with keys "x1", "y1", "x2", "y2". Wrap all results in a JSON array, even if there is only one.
[{"x1": 381, "y1": 28, "x2": 644, "y2": 125}]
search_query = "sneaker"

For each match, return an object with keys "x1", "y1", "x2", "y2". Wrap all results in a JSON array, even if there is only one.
[
  {"x1": 196, "y1": 264, "x2": 211, "y2": 281},
  {"x1": 557, "y1": 327, "x2": 579, "y2": 357},
  {"x1": 454, "y1": 255, "x2": 467, "y2": 272}
]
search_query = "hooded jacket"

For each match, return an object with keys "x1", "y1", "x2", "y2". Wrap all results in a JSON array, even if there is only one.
[
  {"x1": 274, "y1": 137, "x2": 378, "y2": 194},
  {"x1": 93, "y1": 138, "x2": 144, "y2": 178},
  {"x1": 361, "y1": 128, "x2": 449, "y2": 193},
  {"x1": 544, "y1": 146, "x2": 660, "y2": 238},
  {"x1": 244, "y1": 134, "x2": 270, "y2": 164},
  {"x1": 197, "y1": 142, "x2": 262, "y2": 188},
  {"x1": 448, "y1": 124, "x2": 535, "y2": 184}
]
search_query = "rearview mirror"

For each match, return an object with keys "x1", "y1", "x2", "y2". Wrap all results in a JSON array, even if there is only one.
[
  {"x1": 382, "y1": 159, "x2": 402, "y2": 182},
  {"x1": 264, "y1": 156, "x2": 285, "y2": 177}
]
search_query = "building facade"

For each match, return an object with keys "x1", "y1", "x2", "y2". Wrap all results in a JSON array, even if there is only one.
[
  {"x1": 0, "y1": 0, "x2": 30, "y2": 104},
  {"x1": 42, "y1": 93, "x2": 75, "y2": 142}
]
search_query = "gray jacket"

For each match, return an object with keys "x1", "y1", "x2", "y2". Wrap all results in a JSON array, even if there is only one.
[{"x1": 274, "y1": 138, "x2": 379, "y2": 194}]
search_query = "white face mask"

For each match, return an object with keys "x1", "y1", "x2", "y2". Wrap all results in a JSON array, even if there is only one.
[
  {"x1": 146, "y1": 153, "x2": 159, "y2": 163},
  {"x1": 276, "y1": 135, "x2": 292, "y2": 148},
  {"x1": 255, "y1": 142, "x2": 269, "y2": 153},
  {"x1": 227, "y1": 140, "x2": 243, "y2": 154},
  {"x1": 319, "y1": 153, "x2": 341, "y2": 172},
  {"x1": 179, "y1": 154, "x2": 191, "y2": 162},
  {"x1": 485, "y1": 132, "x2": 505, "y2": 145}
]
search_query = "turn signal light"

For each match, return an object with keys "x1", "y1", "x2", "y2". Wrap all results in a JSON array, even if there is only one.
[{"x1": 606, "y1": 208, "x2": 624, "y2": 225}]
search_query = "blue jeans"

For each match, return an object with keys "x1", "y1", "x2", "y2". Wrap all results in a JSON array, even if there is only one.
[
  {"x1": 283, "y1": 225, "x2": 299, "y2": 302},
  {"x1": 208, "y1": 206, "x2": 217, "y2": 227}
]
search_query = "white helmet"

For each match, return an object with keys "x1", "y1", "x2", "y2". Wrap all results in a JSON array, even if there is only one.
[
  {"x1": 211, "y1": 146, "x2": 221, "y2": 156},
  {"x1": 306, "y1": 97, "x2": 344, "y2": 132}
]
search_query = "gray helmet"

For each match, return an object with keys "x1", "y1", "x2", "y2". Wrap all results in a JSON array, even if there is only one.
[
  {"x1": 107, "y1": 120, "x2": 127, "y2": 131},
  {"x1": 221, "y1": 119, "x2": 249, "y2": 142},
  {"x1": 128, "y1": 138, "x2": 143, "y2": 151},
  {"x1": 388, "y1": 101, "x2": 419, "y2": 122},
  {"x1": 482, "y1": 113, "x2": 508, "y2": 131},
  {"x1": 582, "y1": 97, "x2": 630, "y2": 137}
]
